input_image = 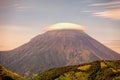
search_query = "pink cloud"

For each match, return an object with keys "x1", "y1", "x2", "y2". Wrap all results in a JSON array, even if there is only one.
[{"x1": 93, "y1": 9, "x2": 120, "y2": 20}]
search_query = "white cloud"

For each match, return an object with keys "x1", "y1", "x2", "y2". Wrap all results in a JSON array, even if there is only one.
[
  {"x1": 13, "y1": 3, "x2": 30, "y2": 11},
  {"x1": 81, "y1": 10, "x2": 93, "y2": 13},
  {"x1": 93, "y1": 9, "x2": 120, "y2": 20},
  {"x1": 46, "y1": 23, "x2": 86, "y2": 31},
  {"x1": 90, "y1": 1, "x2": 120, "y2": 6}
]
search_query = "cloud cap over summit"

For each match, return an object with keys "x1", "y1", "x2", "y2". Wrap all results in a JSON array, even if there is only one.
[{"x1": 46, "y1": 23, "x2": 86, "y2": 31}]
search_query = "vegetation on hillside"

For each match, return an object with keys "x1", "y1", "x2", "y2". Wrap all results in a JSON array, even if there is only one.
[
  {"x1": 0, "y1": 65, "x2": 24, "y2": 80},
  {"x1": 0, "y1": 60, "x2": 120, "y2": 80},
  {"x1": 30, "y1": 60, "x2": 120, "y2": 80}
]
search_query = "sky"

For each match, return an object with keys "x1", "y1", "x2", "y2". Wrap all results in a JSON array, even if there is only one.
[{"x1": 0, "y1": 0, "x2": 120, "y2": 53}]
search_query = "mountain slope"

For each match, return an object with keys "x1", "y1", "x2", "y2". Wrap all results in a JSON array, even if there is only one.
[
  {"x1": 30, "y1": 60, "x2": 120, "y2": 80},
  {"x1": 0, "y1": 29, "x2": 120, "y2": 77},
  {"x1": 0, "y1": 65, "x2": 24, "y2": 80}
]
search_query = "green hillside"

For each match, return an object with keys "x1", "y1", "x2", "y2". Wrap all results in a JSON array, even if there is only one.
[
  {"x1": 0, "y1": 60, "x2": 120, "y2": 80},
  {"x1": 0, "y1": 65, "x2": 24, "y2": 80},
  {"x1": 30, "y1": 60, "x2": 120, "y2": 80}
]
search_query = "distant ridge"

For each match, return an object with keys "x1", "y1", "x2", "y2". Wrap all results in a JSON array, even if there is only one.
[{"x1": 0, "y1": 29, "x2": 120, "y2": 77}]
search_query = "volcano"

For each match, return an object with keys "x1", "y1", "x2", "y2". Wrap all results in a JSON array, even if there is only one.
[{"x1": 0, "y1": 25, "x2": 120, "y2": 77}]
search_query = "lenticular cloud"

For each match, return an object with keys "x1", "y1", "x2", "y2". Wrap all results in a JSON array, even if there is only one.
[{"x1": 46, "y1": 23, "x2": 86, "y2": 31}]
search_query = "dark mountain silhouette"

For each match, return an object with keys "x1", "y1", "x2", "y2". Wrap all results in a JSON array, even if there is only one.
[{"x1": 0, "y1": 29, "x2": 120, "y2": 77}]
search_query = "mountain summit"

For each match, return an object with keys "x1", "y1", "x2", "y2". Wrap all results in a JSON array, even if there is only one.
[{"x1": 0, "y1": 29, "x2": 120, "y2": 77}]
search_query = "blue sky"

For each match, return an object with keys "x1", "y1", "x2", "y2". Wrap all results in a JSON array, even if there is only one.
[{"x1": 0, "y1": 0, "x2": 120, "y2": 53}]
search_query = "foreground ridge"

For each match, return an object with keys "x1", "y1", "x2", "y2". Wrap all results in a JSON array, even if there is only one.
[
  {"x1": 0, "y1": 65, "x2": 24, "y2": 80},
  {"x1": 0, "y1": 60, "x2": 120, "y2": 80},
  {"x1": 30, "y1": 60, "x2": 120, "y2": 80}
]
